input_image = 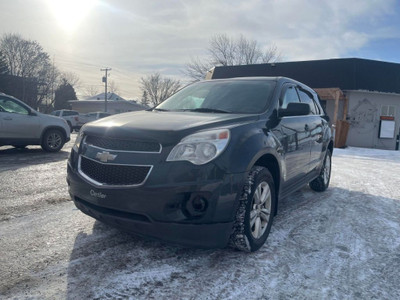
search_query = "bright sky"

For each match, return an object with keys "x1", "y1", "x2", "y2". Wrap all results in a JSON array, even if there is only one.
[{"x1": 0, "y1": 0, "x2": 399, "y2": 99}]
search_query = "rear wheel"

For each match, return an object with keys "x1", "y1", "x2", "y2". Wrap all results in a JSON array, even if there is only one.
[
  {"x1": 309, "y1": 149, "x2": 332, "y2": 192},
  {"x1": 41, "y1": 129, "x2": 65, "y2": 152},
  {"x1": 229, "y1": 166, "x2": 275, "y2": 252}
]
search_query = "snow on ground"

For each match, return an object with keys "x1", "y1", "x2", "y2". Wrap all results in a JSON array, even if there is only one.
[{"x1": 0, "y1": 141, "x2": 399, "y2": 299}]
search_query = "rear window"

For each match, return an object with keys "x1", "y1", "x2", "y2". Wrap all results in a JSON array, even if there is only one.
[
  {"x1": 156, "y1": 80, "x2": 276, "y2": 114},
  {"x1": 64, "y1": 111, "x2": 79, "y2": 116}
]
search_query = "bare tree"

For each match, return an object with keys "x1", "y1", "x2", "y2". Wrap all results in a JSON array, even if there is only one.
[
  {"x1": 140, "y1": 73, "x2": 181, "y2": 107},
  {"x1": 0, "y1": 50, "x2": 8, "y2": 74},
  {"x1": 141, "y1": 90, "x2": 150, "y2": 107},
  {"x1": 108, "y1": 80, "x2": 119, "y2": 94},
  {"x1": 1, "y1": 33, "x2": 51, "y2": 77},
  {"x1": 60, "y1": 71, "x2": 80, "y2": 89},
  {"x1": 0, "y1": 33, "x2": 57, "y2": 108},
  {"x1": 185, "y1": 33, "x2": 281, "y2": 81},
  {"x1": 82, "y1": 85, "x2": 101, "y2": 98},
  {"x1": 38, "y1": 63, "x2": 60, "y2": 111}
]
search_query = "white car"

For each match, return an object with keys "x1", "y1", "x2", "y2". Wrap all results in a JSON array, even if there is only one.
[
  {"x1": 0, "y1": 93, "x2": 71, "y2": 152},
  {"x1": 51, "y1": 109, "x2": 81, "y2": 132},
  {"x1": 77, "y1": 111, "x2": 112, "y2": 127}
]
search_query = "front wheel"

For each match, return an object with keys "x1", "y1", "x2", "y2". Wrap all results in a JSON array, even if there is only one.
[
  {"x1": 309, "y1": 149, "x2": 332, "y2": 192},
  {"x1": 41, "y1": 129, "x2": 65, "y2": 152},
  {"x1": 229, "y1": 166, "x2": 275, "y2": 252}
]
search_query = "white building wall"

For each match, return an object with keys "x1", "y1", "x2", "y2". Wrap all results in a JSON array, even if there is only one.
[{"x1": 345, "y1": 90, "x2": 400, "y2": 150}]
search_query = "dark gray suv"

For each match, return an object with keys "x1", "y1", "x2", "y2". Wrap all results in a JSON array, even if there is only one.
[{"x1": 67, "y1": 77, "x2": 333, "y2": 252}]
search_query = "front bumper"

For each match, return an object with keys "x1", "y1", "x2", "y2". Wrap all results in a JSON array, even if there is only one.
[
  {"x1": 67, "y1": 162, "x2": 245, "y2": 248},
  {"x1": 73, "y1": 196, "x2": 233, "y2": 248}
]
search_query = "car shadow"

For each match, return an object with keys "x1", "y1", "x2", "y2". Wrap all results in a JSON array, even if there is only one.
[{"x1": 65, "y1": 186, "x2": 400, "y2": 299}]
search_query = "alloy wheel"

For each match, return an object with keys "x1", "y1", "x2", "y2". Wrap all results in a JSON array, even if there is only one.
[
  {"x1": 250, "y1": 181, "x2": 272, "y2": 239},
  {"x1": 47, "y1": 133, "x2": 62, "y2": 150}
]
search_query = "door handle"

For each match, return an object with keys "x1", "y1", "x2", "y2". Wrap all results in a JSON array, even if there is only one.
[
  {"x1": 304, "y1": 124, "x2": 309, "y2": 131},
  {"x1": 3, "y1": 117, "x2": 12, "y2": 120}
]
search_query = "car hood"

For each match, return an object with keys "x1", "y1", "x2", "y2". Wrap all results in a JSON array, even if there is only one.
[{"x1": 82, "y1": 110, "x2": 258, "y2": 143}]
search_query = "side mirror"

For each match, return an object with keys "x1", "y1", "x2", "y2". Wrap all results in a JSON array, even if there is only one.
[
  {"x1": 278, "y1": 102, "x2": 310, "y2": 117},
  {"x1": 29, "y1": 110, "x2": 37, "y2": 116}
]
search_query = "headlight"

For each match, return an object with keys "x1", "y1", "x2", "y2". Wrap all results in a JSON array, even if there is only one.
[
  {"x1": 167, "y1": 129, "x2": 230, "y2": 165},
  {"x1": 72, "y1": 130, "x2": 84, "y2": 152}
]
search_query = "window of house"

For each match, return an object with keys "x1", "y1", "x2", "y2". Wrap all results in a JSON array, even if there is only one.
[{"x1": 381, "y1": 105, "x2": 396, "y2": 117}]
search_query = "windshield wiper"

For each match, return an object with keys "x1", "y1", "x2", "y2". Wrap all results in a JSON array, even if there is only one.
[
  {"x1": 152, "y1": 108, "x2": 169, "y2": 111},
  {"x1": 178, "y1": 108, "x2": 231, "y2": 113}
]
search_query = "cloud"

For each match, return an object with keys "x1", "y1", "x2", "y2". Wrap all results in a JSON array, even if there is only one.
[{"x1": 0, "y1": 0, "x2": 398, "y2": 99}]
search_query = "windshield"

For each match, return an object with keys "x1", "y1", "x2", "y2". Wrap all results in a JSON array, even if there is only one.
[{"x1": 156, "y1": 79, "x2": 276, "y2": 114}]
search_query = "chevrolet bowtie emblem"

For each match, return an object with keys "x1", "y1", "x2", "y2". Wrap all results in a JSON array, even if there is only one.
[{"x1": 96, "y1": 151, "x2": 117, "y2": 163}]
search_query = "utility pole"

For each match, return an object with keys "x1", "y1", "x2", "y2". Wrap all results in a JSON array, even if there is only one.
[{"x1": 101, "y1": 67, "x2": 111, "y2": 112}]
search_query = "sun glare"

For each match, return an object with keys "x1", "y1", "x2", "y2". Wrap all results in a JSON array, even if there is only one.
[{"x1": 48, "y1": 0, "x2": 97, "y2": 32}]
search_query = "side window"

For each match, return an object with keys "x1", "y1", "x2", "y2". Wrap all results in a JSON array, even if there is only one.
[
  {"x1": 280, "y1": 86, "x2": 300, "y2": 109},
  {"x1": 297, "y1": 88, "x2": 316, "y2": 114},
  {"x1": 0, "y1": 97, "x2": 29, "y2": 115}
]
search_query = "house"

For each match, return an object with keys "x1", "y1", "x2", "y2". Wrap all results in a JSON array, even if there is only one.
[
  {"x1": 69, "y1": 92, "x2": 147, "y2": 114},
  {"x1": 208, "y1": 58, "x2": 400, "y2": 150}
]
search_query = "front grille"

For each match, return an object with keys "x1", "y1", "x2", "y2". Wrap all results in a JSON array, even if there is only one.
[
  {"x1": 85, "y1": 135, "x2": 161, "y2": 152},
  {"x1": 80, "y1": 156, "x2": 151, "y2": 186}
]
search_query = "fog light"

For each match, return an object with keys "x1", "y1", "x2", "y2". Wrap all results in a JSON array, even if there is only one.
[
  {"x1": 185, "y1": 194, "x2": 209, "y2": 217},
  {"x1": 192, "y1": 196, "x2": 207, "y2": 212}
]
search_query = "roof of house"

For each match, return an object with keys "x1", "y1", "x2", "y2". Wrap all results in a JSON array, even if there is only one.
[
  {"x1": 85, "y1": 92, "x2": 125, "y2": 101},
  {"x1": 211, "y1": 58, "x2": 400, "y2": 94}
]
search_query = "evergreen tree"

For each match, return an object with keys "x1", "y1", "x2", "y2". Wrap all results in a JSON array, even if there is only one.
[{"x1": 54, "y1": 79, "x2": 77, "y2": 110}]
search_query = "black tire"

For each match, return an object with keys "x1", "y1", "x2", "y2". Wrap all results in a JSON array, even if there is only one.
[
  {"x1": 41, "y1": 129, "x2": 65, "y2": 152},
  {"x1": 12, "y1": 145, "x2": 27, "y2": 149},
  {"x1": 67, "y1": 121, "x2": 73, "y2": 133},
  {"x1": 229, "y1": 166, "x2": 276, "y2": 252},
  {"x1": 309, "y1": 149, "x2": 332, "y2": 192}
]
